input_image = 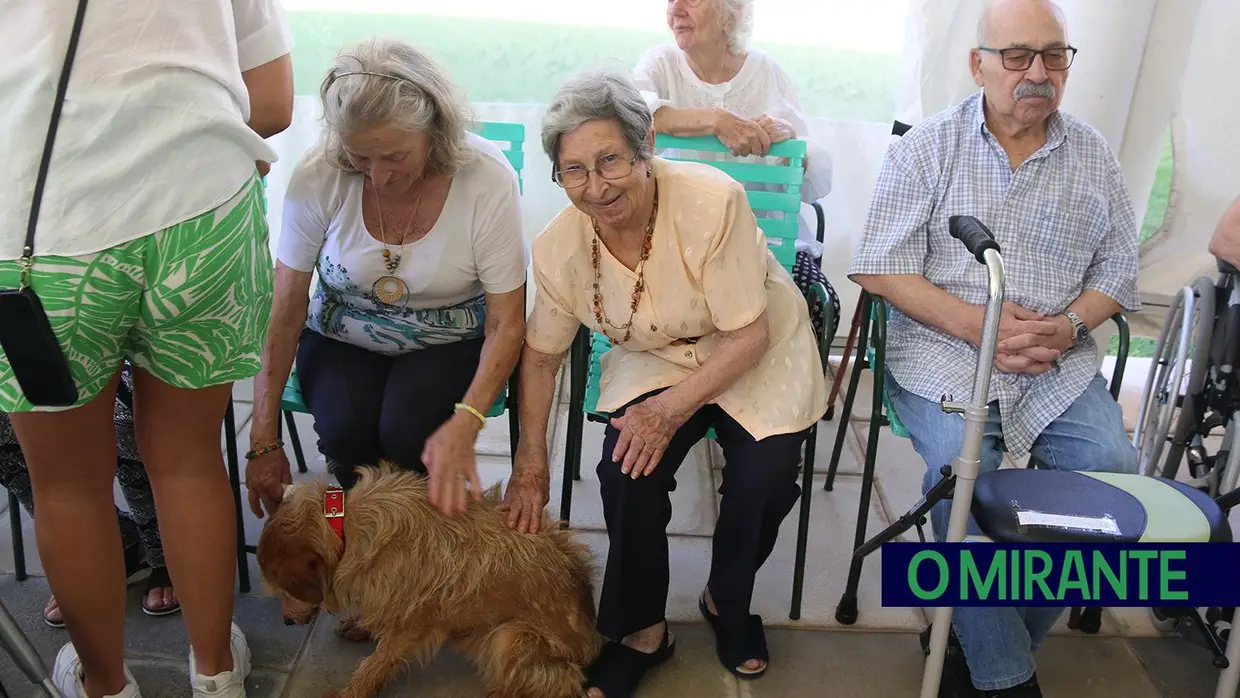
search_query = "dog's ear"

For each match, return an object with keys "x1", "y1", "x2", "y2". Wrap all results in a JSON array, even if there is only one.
[{"x1": 275, "y1": 546, "x2": 327, "y2": 605}]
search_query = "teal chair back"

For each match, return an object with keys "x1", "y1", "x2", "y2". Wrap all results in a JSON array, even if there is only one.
[
  {"x1": 652, "y1": 134, "x2": 807, "y2": 274},
  {"x1": 474, "y1": 121, "x2": 526, "y2": 194}
]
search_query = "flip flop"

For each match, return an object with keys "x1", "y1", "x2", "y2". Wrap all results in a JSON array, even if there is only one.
[
  {"x1": 698, "y1": 591, "x2": 768, "y2": 679},
  {"x1": 141, "y1": 566, "x2": 180, "y2": 617},
  {"x1": 584, "y1": 630, "x2": 675, "y2": 698}
]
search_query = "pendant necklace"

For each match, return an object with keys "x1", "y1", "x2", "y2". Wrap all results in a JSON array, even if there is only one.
[{"x1": 371, "y1": 181, "x2": 424, "y2": 307}]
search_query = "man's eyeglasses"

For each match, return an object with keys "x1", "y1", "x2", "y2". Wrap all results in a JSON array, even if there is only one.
[
  {"x1": 553, "y1": 153, "x2": 640, "y2": 189},
  {"x1": 978, "y1": 46, "x2": 1077, "y2": 71}
]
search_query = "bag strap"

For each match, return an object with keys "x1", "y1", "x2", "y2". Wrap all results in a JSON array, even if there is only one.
[{"x1": 22, "y1": 0, "x2": 89, "y2": 276}]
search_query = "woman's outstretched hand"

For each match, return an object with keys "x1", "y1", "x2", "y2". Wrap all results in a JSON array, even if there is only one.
[
  {"x1": 245, "y1": 447, "x2": 293, "y2": 518},
  {"x1": 424, "y1": 412, "x2": 484, "y2": 516},
  {"x1": 610, "y1": 396, "x2": 684, "y2": 479},
  {"x1": 499, "y1": 448, "x2": 551, "y2": 534}
]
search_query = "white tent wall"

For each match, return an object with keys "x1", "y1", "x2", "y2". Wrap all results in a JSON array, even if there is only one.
[{"x1": 261, "y1": 0, "x2": 1235, "y2": 355}]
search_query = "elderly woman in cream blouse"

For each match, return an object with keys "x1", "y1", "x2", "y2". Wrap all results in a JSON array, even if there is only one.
[
  {"x1": 633, "y1": 0, "x2": 839, "y2": 341},
  {"x1": 499, "y1": 69, "x2": 827, "y2": 698}
]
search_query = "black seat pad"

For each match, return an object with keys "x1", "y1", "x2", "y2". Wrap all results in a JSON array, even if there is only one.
[
  {"x1": 970, "y1": 469, "x2": 1230, "y2": 544},
  {"x1": 1219, "y1": 258, "x2": 1239, "y2": 276}
]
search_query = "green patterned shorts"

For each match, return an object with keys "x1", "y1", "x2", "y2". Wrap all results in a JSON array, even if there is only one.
[{"x1": 0, "y1": 174, "x2": 273, "y2": 413}]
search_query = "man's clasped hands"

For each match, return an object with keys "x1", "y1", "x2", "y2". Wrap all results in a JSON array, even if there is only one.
[{"x1": 988, "y1": 302, "x2": 1076, "y2": 375}]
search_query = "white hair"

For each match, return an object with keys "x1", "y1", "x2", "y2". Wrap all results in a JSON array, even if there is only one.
[
  {"x1": 541, "y1": 67, "x2": 654, "y2": 169},
  {"x1": 318, "y1": 36, "x2": 474, "y2": 175},
  {"x1": 716, "y1": 0, "x2": 756, "y2": 54}
]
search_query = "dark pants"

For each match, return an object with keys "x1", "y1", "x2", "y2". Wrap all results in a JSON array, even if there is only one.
[
  {"x1": 295, "y1": 328, "x2": 484, "y2": 490},
  {"x1": 595, "y1": 389, "x2": 808, "y2": 642}
]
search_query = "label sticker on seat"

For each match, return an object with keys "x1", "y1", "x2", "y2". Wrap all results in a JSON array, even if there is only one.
[{"x1": 1016, "y1": 510, "x2": 1121, "y2": 535}]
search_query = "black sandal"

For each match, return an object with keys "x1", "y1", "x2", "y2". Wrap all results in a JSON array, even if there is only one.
[
  {"x1": 584, "y1": 629, "x2": 675, "y2": 698},
  {"x1": 699, "y1": 591, "x2": 769, "y2": 679},
  {"x1": 141, "y1": 566, "x2": 180, "y2": 617}
]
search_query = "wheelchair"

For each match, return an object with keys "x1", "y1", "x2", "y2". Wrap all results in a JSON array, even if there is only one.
[
  {"x1": 1130, "y1": 259, "x2": 1240, "y2": 670},
  {"x1": 846, "y1": 216, "x2": 1240, "y2": 698}
]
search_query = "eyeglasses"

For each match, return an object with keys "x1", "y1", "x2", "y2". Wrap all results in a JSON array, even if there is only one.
[
  {"x1": 978, "y1": 46, "x2": 1077, "y2": 71},
  {"x1": 552, "y1": 152, "x2": 640, "y2": 189}
]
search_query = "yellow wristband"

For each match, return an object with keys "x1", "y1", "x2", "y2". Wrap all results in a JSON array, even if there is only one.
[{"x1": 454, "y1": 402, "x2": 487, "y2": 426}]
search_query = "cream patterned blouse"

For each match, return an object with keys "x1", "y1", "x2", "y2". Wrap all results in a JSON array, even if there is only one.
[{"x1": 526, "y1": 157, "x2": 828, "y2": 441}]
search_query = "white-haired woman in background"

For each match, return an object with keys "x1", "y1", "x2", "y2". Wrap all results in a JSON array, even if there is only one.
[
  {"x1": 633, "y1": 0, "x2": 839, "y2": 342},
  {"x1": 246, "y1": 37, "x2": 528, "y2": 534}
]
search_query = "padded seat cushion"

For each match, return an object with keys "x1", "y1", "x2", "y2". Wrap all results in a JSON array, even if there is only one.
[{"x1": 971, "y1": 469, "x2": 1230, "y2": 544}]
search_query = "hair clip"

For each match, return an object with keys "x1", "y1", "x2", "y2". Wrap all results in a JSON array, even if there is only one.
[{"x1": 333, "y1": 70, "x2": 404, "y2": 81}]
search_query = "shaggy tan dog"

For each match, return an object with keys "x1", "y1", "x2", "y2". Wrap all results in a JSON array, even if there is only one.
[{"x1": 256, "y1": 463, "x2": 602, "y2": 698}]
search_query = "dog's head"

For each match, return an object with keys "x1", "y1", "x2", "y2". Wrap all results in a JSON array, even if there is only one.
[{"x1": 256, "y1": 481, "x2": 341, "y2": 625}]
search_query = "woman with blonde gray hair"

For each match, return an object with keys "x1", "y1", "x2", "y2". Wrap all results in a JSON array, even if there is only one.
[
  {"x1": 633, "y1": 0, "x2": 840, "y2": 342},
  {"x1": 245, "y1": 37, "x2": 528, "y2": 530}
]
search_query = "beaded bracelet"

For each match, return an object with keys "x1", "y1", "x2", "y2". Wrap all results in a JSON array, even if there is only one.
[
  {"x1": 454, "y1": 402, "x2": 487, "y2": 427},
  {"x1": 246, "y1": 440, "x2": 285, "y2": 460}
]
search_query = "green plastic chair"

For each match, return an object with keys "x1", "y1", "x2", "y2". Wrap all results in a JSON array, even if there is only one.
[
  {"x1": 822, "y1": 290, "x2": 1130, "y2": 630},
  {"x1": 560, "y1": 135, "x2": 827, "y2": 620},
  {"x1": 226, "y1": 121, "x2": 527, "y2": 594}
]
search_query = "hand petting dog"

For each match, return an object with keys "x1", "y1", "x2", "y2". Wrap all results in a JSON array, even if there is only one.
[{"x1": 423, "y1": 410, "x2": 485, "y2": 516}]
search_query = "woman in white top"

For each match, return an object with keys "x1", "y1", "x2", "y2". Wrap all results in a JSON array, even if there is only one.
[
  {"x1": 246, "y1": 38, "x2": 528, "y2": 535},
  {"x1": 0, "y1": 1, "x2": 293, "y2": 696},
  {"x1": 633, "y1": 0, "x2": 840, "y2": 342}
]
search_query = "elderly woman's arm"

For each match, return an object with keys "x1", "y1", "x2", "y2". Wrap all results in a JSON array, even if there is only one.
[
  {"x1": 497, "y1": 344, "x2": 563, "y2": 534},
  {"x1": 1209, "y1": 194, "x2": 1240, "y2": 269},
  {"x1": 247, "y1": 262, "x2": 312, "y2": 517}
]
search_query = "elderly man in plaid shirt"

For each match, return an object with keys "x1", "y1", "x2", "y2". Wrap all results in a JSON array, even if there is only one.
[{"x1": 849, "y1": 1, "x2": 1140, "y2": 697}]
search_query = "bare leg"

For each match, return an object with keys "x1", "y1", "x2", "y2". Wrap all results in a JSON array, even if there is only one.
[
  {"x1": 130, "y1": 369, "x2": 237, "y2": 675},
  {"x1": 11, "y1": 370, "x2": 128, "y2": 698}
]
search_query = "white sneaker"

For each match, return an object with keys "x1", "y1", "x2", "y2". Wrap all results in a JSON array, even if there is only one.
[
  {"x1": 51, "y1": 643, "x2": 141, "y2": 698},
  {"x1": 188, "y1": 622, "x2": 251, "y2": 697}
]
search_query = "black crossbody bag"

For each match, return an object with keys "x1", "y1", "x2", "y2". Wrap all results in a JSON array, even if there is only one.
[{"x1": 0, "y1": 0, "x2": 89, "y2": 407}]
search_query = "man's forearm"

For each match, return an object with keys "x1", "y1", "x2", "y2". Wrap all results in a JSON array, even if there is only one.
[
  {"x1": 852, "y1": 274, "x2": 983, "y2": 344},
  {"x1": 1066, "y1": 289, "x2": 1122, "y2": 332}
]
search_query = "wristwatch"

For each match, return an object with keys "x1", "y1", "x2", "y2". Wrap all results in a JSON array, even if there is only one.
[{"x1": 1065, "y1": 310, "x2": 1088, "y2": 348}]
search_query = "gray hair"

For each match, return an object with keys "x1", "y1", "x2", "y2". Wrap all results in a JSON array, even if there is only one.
[
  {"x1": 717, "y1": 0, "x2": 756, "y2": 54},
  {"x1": 319, "y1": 36, "x2": 474, "y2": 175},
  {"x1": 540, "y1": 68, "x2": 654, "y2": 170}
]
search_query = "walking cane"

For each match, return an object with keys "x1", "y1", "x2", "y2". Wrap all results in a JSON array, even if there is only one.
[
  {"x1": 0, "y1": 597, "x2": 61, "y2": 697},
  {"x1": 919, "y1": 215, "x2": 1005, "y2": 698}
]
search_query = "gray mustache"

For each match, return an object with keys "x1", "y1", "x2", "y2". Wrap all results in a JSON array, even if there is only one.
[{"x1": 1014, "y1": 81, "x2": 1055, "y2": 100}]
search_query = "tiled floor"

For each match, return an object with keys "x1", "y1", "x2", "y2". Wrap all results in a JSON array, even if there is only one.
[{"x1": 0, "y1": 357, "x2": 1229, "y2": 696}]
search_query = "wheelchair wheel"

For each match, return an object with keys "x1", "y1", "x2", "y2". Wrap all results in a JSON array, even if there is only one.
[
  {"x1": 1134, "y1": 277, "x2": 1215, "y2": 478},
  {"x1": 1159, "y1": 276, "x2": 1220, "y2": 481}
]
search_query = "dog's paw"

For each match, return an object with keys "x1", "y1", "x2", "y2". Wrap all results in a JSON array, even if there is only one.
[{"x1": 334, "y1": 616, "x2": 373, "y2": 643}]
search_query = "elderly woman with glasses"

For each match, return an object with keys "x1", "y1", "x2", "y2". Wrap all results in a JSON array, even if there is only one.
[
  {"x1": 499, "y1": 69, "x2": 827, "y2": 698},
  {"x1": 633, "y1": 0, "x2": 839, "y2": 343}
]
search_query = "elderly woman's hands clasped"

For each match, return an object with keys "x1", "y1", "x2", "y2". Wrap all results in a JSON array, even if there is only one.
[{"x1": 714, "y1": 111, "x2": 794, "y2": 158}]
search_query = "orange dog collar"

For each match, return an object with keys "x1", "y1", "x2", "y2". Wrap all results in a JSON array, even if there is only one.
[{"x1": 324, "y1": 485, "x2": 345, "y2": 544}]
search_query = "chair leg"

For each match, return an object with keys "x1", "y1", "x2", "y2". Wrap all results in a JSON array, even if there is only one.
[
  {"x1": 224, "y1": 399, "x2": 250, "y2": 594},
  {"x1": 559, "y1": 329, "x2": 588, "y2": 529},
  {"x1": 790, "y1": 424, "x2": 817, "y2": 620},
  {"x1": 835, "y1": 373, "x2": 885, "y2": 625},
  {"x1": 825, "y1": 298, "x2": 863, "y2": 422},
  {"x1": 283, "y1": 411, "x2": 308, "y2": 474},
  {"x1": 7, "y1": 492, "x2": 24, "y2": 582},
  {"x1": 825, "y1": 313, "x2": 870, "y2": 492},
  {"x1": 507, "y1": 371, "x2": 521, "y2": 461}
]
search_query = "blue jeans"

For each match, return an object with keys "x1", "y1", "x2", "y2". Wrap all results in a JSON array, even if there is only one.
[{"x1": 886, "y1": 370, "x2": 1137, "y2": 690}]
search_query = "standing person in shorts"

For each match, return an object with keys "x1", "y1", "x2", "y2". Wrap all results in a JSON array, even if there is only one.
[{"x1": 0, "y1": 2, "x2": 294, "y2": 697}]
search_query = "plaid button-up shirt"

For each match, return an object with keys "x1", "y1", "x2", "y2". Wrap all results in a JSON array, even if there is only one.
[{"x1": 849, "y1": 91, "x2": 1141, "y2": 457}]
